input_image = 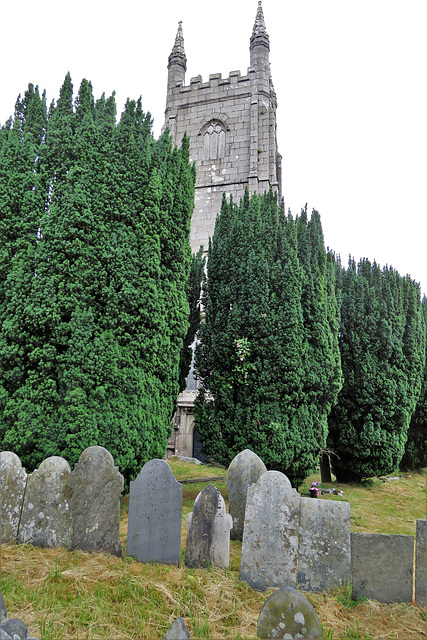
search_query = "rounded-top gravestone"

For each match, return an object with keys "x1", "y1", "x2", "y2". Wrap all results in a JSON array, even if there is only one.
[
  {"x1": 257, "y1": 586, "x2": 322, "y2": 639},
  {"x1": 239, "y1": 470, "x2": 300, "y2": 591},
  {"x1": 127, "y1": 459, "x2": 182, "y2": 565},
  {"x1": 69, "y1": 446, "x2": 124, "y2": 557},
  {"x1": 18, "y1": 456, "x2": 72, "y2": 548},
  {"x1": 227, "y1": 449, "x2": 267, "y2": 541},
  {"x1": 0, "y1": 452, "x2": 27, "y2": 544},
  {"x1": 185, "y1": 483, "x2": 233, "y2": 569}
]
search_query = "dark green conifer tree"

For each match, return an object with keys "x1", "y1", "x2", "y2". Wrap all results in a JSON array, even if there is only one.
[
  {"x1": 195, "y1": 191, "x2": 341, "y2": 486},
  {"x1": 328, "y1": 259, "x2": 426, "y2": 481},
  {"x1": 0, "y1": 76, "x2": 195, "y2": 482},
  {"x1": 0, "y1": 85, "x2": 48, "y2": 463},
  {"x1": 400, "y1": 295, "x2": 427, "y2": 470}
]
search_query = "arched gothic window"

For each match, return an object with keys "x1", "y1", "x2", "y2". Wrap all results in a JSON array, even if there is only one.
[{"x1": 203, "y1": 121, "x2": 226, "y2": 160}]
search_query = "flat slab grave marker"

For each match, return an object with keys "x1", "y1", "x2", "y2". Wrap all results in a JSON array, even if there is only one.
[
  {"x1": 227, "y1": 449, "x2": 266, "y2": 541},
  {"x1": 185, "y1": 484, "x2": 232, "y2": 569},
  {"x1": 18, "y1": 456, "x2": 72, "y2": 548},
  {"x1": 298, "y1": 497, "x2": 351, "y2": 592},
  {"x1": 415, "y1": 519, "x2": 427, "y2": 607},
  {"x1": 69, "y1": 446, "x2": 123, "y2": 557},
  {"x1": 240, "y1": 471, "x2": 301, "y2": 591},
  {"x1": 0, "y1": 452, "x2": 27, "y2": 544},
  {"x1": 127, "y1": 459, "x2": 182, "y2": 564},
  {"x1": 351, "y1": 532, "x2": 414, "y2": 603},
  {"x1": 257, "y1": 586, "x2": 322, "y2": 639}
]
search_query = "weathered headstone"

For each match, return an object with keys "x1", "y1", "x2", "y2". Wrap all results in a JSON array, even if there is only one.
[
  {"x1": 240, "y1": 471, "x2": 301, "y2": 591},
  {"x1": 351, "y1": 532, "x2": 414, "y2": 603},
  {"x1": 415, "y1": 519, "x2": 427, "y2": 607},
  {"x1": 163, "y1": 617, "x2": 191, "y2": 640},
  {"x1": 0, "y1": 452, "x2": 27, "y2": 544},
  {"x1": 0, "y1": 618, "x2": 32, "y2": 640},
  {"x1": 127, "y1": 459, "x2": 182, "y2": 564},
  {"x1": 69, "y1": 446, "x2": 123, "y2": 557},
  {"x1": 18, "y1": 456, "x2": 72, "y2": 548},
  {"x1": 257, "y1": 586, "x2": 322, "y2": 639},
  {"x1": 185, "y1": 484, "x2": 232, "y2": 569},
  {"x1": 227, "y1": 449, "x2": 266, "y2": 541},
  {"x1": 298, "y1": 497, "x2": 351, "y2": 591},
  {"x1": 0, "y1": 589, "x2": 7, "y2": 625}
]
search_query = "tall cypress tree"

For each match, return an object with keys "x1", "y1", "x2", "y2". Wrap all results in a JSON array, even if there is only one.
[
  {"x1": 0, "y1": 85, "x2": 48, "y2": 464},
  {"x1": 195, "y1": 191, "x2": 341, "y2": 486},
  {"x1": 328, "y1": 259, "x2": 426, "y2": 481},
  {"x1": 0, "y1": 76, "x2": 195, "y2": 483},
  {"x1": 399, "y1": 295, "x2": 427, "y2": 470}
]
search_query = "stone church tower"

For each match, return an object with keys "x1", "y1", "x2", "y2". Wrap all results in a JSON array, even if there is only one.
[
  {"x1": 163, "y1": 0, "x2": 282, "y2": 255},
  {"x1": 165, "y1": 1, "x2": 282, "y2": 459}
]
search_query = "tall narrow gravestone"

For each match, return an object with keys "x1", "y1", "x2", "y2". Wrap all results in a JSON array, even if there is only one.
[
  {"x1": 227, "y1": 449, "x2": 266, "y2": 541},
  {"x1": 0, "y1": 452, "x2": 27, "y2": 544},
  {"x1": 69, "y1": 446, "x2": 123, "y2": 557},
  {"x1": 185, "y1": 484, "x2": 233, "y2": 569},
  {"x1": 18, "y1": 456, "x2": 72, "y2": 548},
  {"x1": 127, "y1": 459, "x2": 182, "y2": 564},
  {"x1": 415, "y1": 519, "x2": 427, "y2": 607},
  {"x1": 298, "y1": 497, "x2": 351, "y2": 592},
  {"x1": 240, "y1": 471, "x2": 301, "y2": 591}
]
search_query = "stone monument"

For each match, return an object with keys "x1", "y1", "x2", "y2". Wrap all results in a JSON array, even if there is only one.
[
  {"x1": 69, "y1": 446, "x2": 123, "y2": 557},
  {"x1": 239, "y1": 471, "x2": 301, "y2": 590},
  {"x1": 257, "y1": 586, "x2": 322, "y2": 639},
  {"x1": 351, "y1": 532, "x2": 414, "y2": 603},
  {"x1": 0, "y1": 452, "x2": 27, "y2": 544},
  {"x1": 227, "y1": 449, "x2": 266, "y2": 541},
  {"x1": 18, "y1": 456, "x2": 72, "y2": 548},
  {"x1": 127, "y1": 459, "x2": 182, "y2": 564},
  {"x1": 185, "y1": 484, "x2": 233, "y2": 569},
  {"x1": 298, "y1": 497, "x2": 351, "y2": 591}
]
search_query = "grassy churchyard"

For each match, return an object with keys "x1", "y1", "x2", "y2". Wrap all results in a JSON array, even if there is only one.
[{"x1": 1, "y1": 459, "x2": 426, "y2": 640}]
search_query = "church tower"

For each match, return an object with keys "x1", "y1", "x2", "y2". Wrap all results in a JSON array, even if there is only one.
[
  {"x1": 165, "y1": 2, "x2": 282, "y2": 460},
  {"x1": 164, "y1": 1, "x2": 282, "y2": 254}
]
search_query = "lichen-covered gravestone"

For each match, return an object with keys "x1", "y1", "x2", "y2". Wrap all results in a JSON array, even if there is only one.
[
  {"x1": 351, "y1": 532, "x2": 414, "y2": 603},
  {"x1": 240, "y1": 471, "x2": 301, "y2": 591},
  {"x1": 298, "y1": 497, "x2": 351, "y2": 591},
  {"x1": 0, "y1": 588, "x2": 7, "y2": 625},
  {"x1": 0, "y1": 452, "x2": 27, "y2": 544},
  {"x1": 227, "y1": 449, "x2": 266, "y2": 541},
  {"x1": 127, "y1": 459, "x2": 182, "y2": 564},
  {"x1": 18, "y1": 456, "x2": 72, "y2": 548},
  {"x1": 69, "y1": 446, "x2": 123, "y2": 557},
  {"x1": 163, "y1": 617, "x2": 191, "y2": 639},
  {"x1": 185, "y1": 484, "x2": 233, "y2": 569},
  {"x1": 415, "y1": 519, "x2": 427, "y2": 607},
  {"x1": 257, "y1": 586, "x2": 322, "y2": 639}
]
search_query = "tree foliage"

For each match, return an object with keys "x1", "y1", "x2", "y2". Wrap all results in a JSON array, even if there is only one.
[
  {"x1": 0, "y1": 76, "x2": 195, "y2": 483},
  {"x1": 327, "y1": 258, "x2": 426, "y2": 481},
  {"x1": 400, "y1": 295, "x2": 427, "y2": 471},
  {"x1": 194, "y1": 192, "x2": 341, "y2": 486}
]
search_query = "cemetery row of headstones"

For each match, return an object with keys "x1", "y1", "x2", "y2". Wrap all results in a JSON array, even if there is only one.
[{"x1": 1, "y1": 448, "x2": 426, "y2": 607}]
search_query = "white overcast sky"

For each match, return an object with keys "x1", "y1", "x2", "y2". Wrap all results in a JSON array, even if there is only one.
[{"x1": 1, "y1": 0, "x2": 425, "y2": 295}]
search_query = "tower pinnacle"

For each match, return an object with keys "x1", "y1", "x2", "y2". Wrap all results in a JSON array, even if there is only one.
[
  {"x1": 172, "y1": 21, "x2": 186, "y2": 56},
  {"x1": 250, "y1": 0, "x2": 270, "y2": 70},
  {"x1": 167, "y1": 21, "x2": 187, "y2": 92},
  {"x1": 252, "y1": 1, "x2": 268, "y2": 39}
]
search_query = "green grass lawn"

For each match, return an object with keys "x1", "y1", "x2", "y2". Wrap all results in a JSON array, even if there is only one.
[{"x1": 1, "y1": 461, "x2": 425, "y2": 640}]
